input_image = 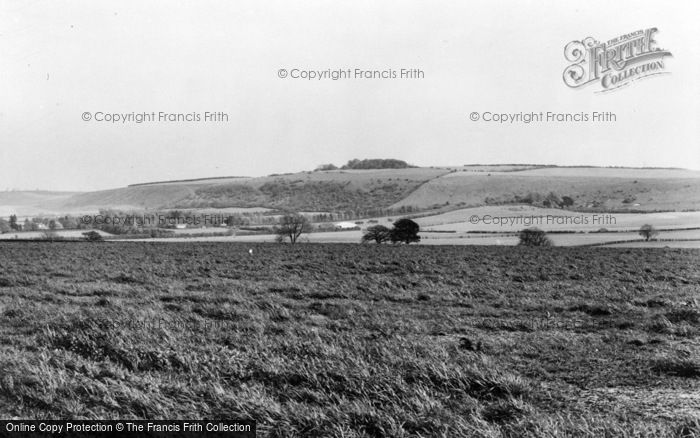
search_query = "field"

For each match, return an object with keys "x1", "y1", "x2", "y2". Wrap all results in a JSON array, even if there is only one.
[
  {"x1": 99, "y1": 204, "x2": 700, "y2": 247},
  {"x1": 130, "y1": 230, "x2": 700, "y2": 248},
  {"x1": 414, "y1": 206, "x2": 700, "y2": 232},
  {"x1": 0, "y1": 242, "x2": 699, "y2": 437}
]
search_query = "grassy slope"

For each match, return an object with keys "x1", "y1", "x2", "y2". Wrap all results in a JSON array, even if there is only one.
[
  {"x1": 58, "y1": 184, "x2": 199, "y2": 211},
  {"x1": 8, "y1": 166, "x2": 700, "y2": 214},
  {"x1": 0, "y1": 191, "x2": 81, "y2": 217},
  {"x1": 7, "y1": 166, "x2": 700, "y2": 215},
  {"x1": 391, "y1": 169, "x2": 700, "y2": 212},
  {"x1": 0, "y1": 243, "x2": 698, "y2": 437},
  {"x1": 171, "y1": 169, "x2": 448, "y2": 211},
  {"x1": 47, "y1": 169, "x2": 447, "y2": 213}
]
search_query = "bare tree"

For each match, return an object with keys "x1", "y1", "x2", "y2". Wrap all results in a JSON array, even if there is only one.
[
  {"x1": 639, "y1": 224, "x2": 659, "y2": 241},
  {"x1": 361, "y1": 225, "x2": 391, "y2": 244},
  {"x1": 274, "y1": 214, "x2": 312, "y2": 244}
]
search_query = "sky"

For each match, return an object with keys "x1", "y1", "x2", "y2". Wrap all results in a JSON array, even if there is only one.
[{"x1": 1, "y1": 0, "x2": 699, "y2": 191}]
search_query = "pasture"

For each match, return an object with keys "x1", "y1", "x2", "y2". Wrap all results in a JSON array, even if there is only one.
[{"x1": 0, "y1": 242, "x2": 698, "y2": 436}]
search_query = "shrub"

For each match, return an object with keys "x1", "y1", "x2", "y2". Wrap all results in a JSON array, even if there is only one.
[
  {"x1": 639, "y1": 224, "x2": 659, "y2": 241},
  {"x1": 82, "y1": 231, "x2": 104, "y2": 242},
  {"x1": 518, "y1": 228, "x2": 553, "y2": 247}
]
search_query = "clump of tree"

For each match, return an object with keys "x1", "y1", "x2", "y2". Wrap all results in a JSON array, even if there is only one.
[
  {"x1": 518, "y1": 227, "x2": 553, "y2": 247},
  {"x1": 639, "y1": 224, "x2": 659, "y2": 241},
  {"x1": 560, "y1": 196, "x2": 575, "y2": 207},
  {"x1": 274, "y1": 214, "x2": 312, "y2": 244},
  {"x1": 341, "y1": 159, "x2": 416, "y2": 170},
  {"x1": 314, "y1": 163, "x2": 338, "y2": 171},
  {"x1": 58, "y1": 216, "x2": 80, "y2": 230},
  {"x1": 542, "y1": 192, "x2": 562, "y2": 208},
  {"x1": 485, "y1": 192, "x2": 576, "y2": 209},
  {"x1": 361, "y1": 218, "x2": 421, "y2": 244},
  {"x1": 82, "y1": 231, "x2": 104, "y2": 242},
  {"x1": 390, "y1": 218, "x2": 421, "y2": 244},
  {"x1": 361, "y1": 225, "x2": 392, "y2": 244},
  {"x1": 9, "y1": 215, "x2": 20, "y2": 231}
]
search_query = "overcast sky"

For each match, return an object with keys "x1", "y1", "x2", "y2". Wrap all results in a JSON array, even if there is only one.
[{"x1": 1, "y1": 0, "x2": 698, "y2": 191}]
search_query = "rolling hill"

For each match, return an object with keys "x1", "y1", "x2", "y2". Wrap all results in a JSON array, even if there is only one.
[
  {"x1": 0, "y1": 191, "x2": 81, "y2": 216},
  {"x1": 391, "y1": 168, "x2": 700, "y2": 212},
  {"x1": 3, "y1": 165, "x2": 700, "y2": 216}
]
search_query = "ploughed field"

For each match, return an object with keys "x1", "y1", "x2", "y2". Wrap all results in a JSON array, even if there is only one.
[{"x1": 0, "y1": 242, "x2": 699, "y2": 437}]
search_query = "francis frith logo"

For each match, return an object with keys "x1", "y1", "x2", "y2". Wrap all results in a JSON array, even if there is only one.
[{"x1": 563, "y1": 28, "x2": 672, "y2": 92}]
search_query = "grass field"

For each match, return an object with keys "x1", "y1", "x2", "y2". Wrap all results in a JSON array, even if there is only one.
[
  {"x1": 0, "y1": 242, "x2": 698, "y2": 437},
  {"x1": 110, "y1": 229, "x2": 700, "y2": 248},
  {"x1": 415, "y1": 206, "x2": 700, "y2": 232}
]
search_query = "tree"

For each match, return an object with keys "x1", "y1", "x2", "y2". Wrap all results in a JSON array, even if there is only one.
[
  {"x1": 315, "y1": 163, "x2": 338, "y2": 171},
  {"x1": 639, "y1": 224, "x2": 659, "y2": 241},
  {"x1": 274, "y1": 214, "x2": 312, "y2": 244},
  {"x1": 0, "y1": 218, "x2": 10, "y2": 234},
  {"x1": 543, "y1": 192, "x2": 562, "y2": 208},
  {"x1": 82, "y1": 231, "x2": 104, "y2": 242},
  {"x1": 341, "y1": 158, "x2": 415, "y2": 170},
  {"x1": 23, "y1": 218, "x2": 36, "y2": 231},
  {"x1": 361, "y1": 225, "x2": 392, "y2": 244},
  {"x1": 390, "y1": 218, "x2": 420, "y2": 244},
  {"x1": 9, "y1": 214, "x2": 19, "y2": 231},
  {"x1": 518, "y1": 227, "x2": 553, "y2": 247},
  {"x1": 59, "y1": 216, "x2": 79, "y2": 230}
]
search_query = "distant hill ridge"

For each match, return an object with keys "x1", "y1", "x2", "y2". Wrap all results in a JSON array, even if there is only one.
[
  {"x1": 129, "y1": 176, "x2": 249, "y2": 187},
  {"x1": 461, "y1": 164, "x2": 685, "y2": 169},
  {"x1": 127, "y1": 164, "x2": 688, "y2": 188},
  {"x1": 3, "y1": 164, "x2": 700, "y2": 215}
]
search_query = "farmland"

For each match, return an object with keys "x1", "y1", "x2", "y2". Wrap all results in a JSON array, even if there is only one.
[
  {"x1": 94, "y1": 205, "x2": 700, "y2": 248},
  {"x1": 0, "y1": 242, "x2": 698, "y2": 436}
]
